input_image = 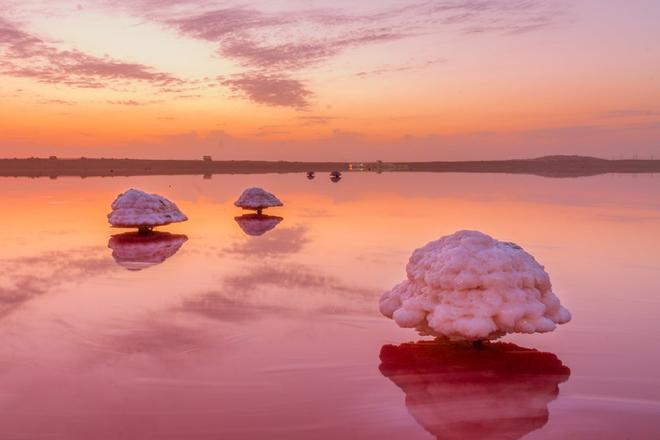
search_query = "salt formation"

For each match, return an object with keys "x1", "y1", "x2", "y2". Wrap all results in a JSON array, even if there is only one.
[
  {"x1": 379, "y1": 230, "x2": 571, "y2": 341},
  {"x1": 234, "y1": 214, "x2": 283, "y2": 236},
  {"x1": 234, "y1": 187, "x2": 283, "y2": 215},
  {"x1": 107, "y1": 188, "x2": 187, "y2": 233},
  {"x1": 379, "y1": 341, "x2": 570, "y2": 440},
  {"x1": 108, "y1": 232, "x2": 188, "y2": 271}
]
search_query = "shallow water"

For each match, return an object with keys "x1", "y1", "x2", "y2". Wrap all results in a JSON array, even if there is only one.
[{"x1": 1, "y1": 172, "x2": 659, "y2": 439}]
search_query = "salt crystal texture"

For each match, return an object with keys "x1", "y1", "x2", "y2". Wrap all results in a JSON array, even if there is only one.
[
  {"x1": 107, "y1": 188, "x2": 188, "y2": 230},
  {"x1": 234, "y1": 187, "x2": 283, "y2": 213},
  {"x1": 379, "y1": 230, "x2": 571, "y2": 341}
]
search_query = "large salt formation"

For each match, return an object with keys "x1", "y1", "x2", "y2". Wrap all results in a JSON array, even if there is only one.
[
  {"x1": 380, "y1": 230, "x2": 571, "y2": 341},
  {"x1": 108, "y1": 232, "x2": 188, "y2": 271},
  {"x1": 234, "y1": 187, "x2": 283, "y2": 215},
  {"x1": 379, "y1": 341, "x2": 570, "y2": 440},
  {"x1": 107, "y1": 188, "x2": 188, "y2": 233}
]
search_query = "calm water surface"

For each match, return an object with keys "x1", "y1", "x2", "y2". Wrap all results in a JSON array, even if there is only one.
[{"x1": 1, "y1": 173, "x2": 659, "y2": 439}]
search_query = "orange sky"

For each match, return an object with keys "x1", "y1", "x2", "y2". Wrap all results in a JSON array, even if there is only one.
[{"x1": 1, "y1": 0, "x2": 659, "y2": 160}]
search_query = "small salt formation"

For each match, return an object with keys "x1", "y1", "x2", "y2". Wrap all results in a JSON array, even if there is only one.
[
  {"x1": 379, "y1": 230, "x2": 571, "y2": 341},
  {"x1": 107, "y1": 188, "x2": 188, "y2": 233},
  {"x1": 234, "y1": 187, "x2": 283, "y2": 215}
]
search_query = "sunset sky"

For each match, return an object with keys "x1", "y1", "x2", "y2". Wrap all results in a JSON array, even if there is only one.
[{"x1": 1, "y1": 0, "x2": 659, "y2": 160}]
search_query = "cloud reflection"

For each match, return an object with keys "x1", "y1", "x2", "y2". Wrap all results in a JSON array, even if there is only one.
[
  {"x1": 225, "y1": 224, "x2": 309, "y2": 257},
  {"x1": 379, "y1": 341, "x2": 570, "y2": 440},
  {"x1": 180, "y1": 261, "x2": 378, "y2": 322},
  {"x1": 0, "y1": 248, "x2": 114, "y2": 318}
]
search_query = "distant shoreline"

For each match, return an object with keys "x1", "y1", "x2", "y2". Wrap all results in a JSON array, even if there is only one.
[{"x1": 1, "y1": 155, "x2": 659, "y2": 178}]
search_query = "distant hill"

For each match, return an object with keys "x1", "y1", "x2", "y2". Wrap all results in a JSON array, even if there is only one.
[
  {"x1": 0, "y1": 155, "x2": 658, "y2": 178},
  {"x1": 390, "y1": 155, "x2": 660, "y2": 177}
]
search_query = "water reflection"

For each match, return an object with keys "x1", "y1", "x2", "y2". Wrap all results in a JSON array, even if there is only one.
[
  {"x1": 224, "y1": 225, "x2": 309, "y2": 257},
  {"x1": 379, "y1": 341, "x2": 570, "y2": 440},
  {"x1": 182, "y1": 261, "x2": 377, "y2": 320},
  {"x1": 108, "y1": 232, "x2": 188, "y2": 271},
  {"x1": 234, "y1": 214, "x2": 283, "y2": 236},
  {"x1": 0, "y1": 248, "x2": 113, "y2": 318}
]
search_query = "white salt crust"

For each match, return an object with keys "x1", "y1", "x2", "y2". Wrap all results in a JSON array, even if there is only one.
[
  {"x1": 379, "y1": 230, "x2": 571, "y2": 341},
  {"x1": 107, "y1": 188, "x2": 188, "y2": 229},
  {"x1": 234, "y1": 187, "x2": 283, "y2": 211}
]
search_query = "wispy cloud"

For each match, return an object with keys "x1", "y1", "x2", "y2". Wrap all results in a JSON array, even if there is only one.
[
  {"x1": 296, "y1": 115, "x2": 340, "y2": 126},
  {"x1": 0, "y1": 16, "x2": 183, "y2": 90},
  {"x1": 38, "y1": 98, "x2": 77, "y2": 105},
  {"x1": 2, "y1": 1, "x2": 568, "y2": 109},
  {"x1": 159, "y1": 1, "x2": 565, "y2": 107},
  {"x1": 356, "y1": 58, "x2": 447, "y2": 78},
  {"x1": 219, "y1": 31, "x2": 406, "y2": 71},
  {"x1": 598, "y1": 109, "x2": 660, "y2": 118},
  {"x1": 107, "y1": 99, "x2": 161, "y2": 106}
]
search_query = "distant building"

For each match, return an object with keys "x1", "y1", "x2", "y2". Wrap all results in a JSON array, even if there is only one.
[
  {"x1": 348, "y1": 163, "x2": 365, "y2": 171},
  {"x1": 203, "y1": 155, "x2": 213, "y2": 161},
  {"x1": 49, "y1": 156, "x2": 57, "y2": 160}
]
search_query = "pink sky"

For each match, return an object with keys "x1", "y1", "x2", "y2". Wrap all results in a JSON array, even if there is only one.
[{"x1": 0, "y1": 0, "x2": 659, "y2": 160}]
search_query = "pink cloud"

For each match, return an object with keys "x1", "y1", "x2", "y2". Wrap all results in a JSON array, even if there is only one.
[
  {"x1": 356, "y1": 58, "x2": 447, "y2": 77},
  {"x1": 169, "y1": 7, "x2": 290, "y2": 41},
  {"x1": 107, "y1": 100, "x2": 149, "y2": 106},
  {"x1": 0, "y1": 16, "x2": 183, "y2": 89},
  {"x1": 159, "y1": 1, "x2": 565, "y2": 108},
  {"x1": 2, "y1": 1, "x2": 567, "y2": 109},
  {"x1": 220, "y1": 72, "x2": 312, "y2": 108},
  {"x1": 169, "y1": 6, "x2": 412, "y2": 71},
  {"x1": 221, "y1": 31, "x2": 405, "y2": 70}
]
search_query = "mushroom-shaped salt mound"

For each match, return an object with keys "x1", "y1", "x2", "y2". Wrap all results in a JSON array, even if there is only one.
[
  {"x1": 380, "y1": 230, "x2": 571, "y2": 342},
  {"x1": 234, "y1": 214, "x2": 283, "y2": 236},
  {"x1": 234, "y1": 187, "x2": 283, "y2": 215},
  {"x1": 108, "y1": 232, "x2": 188, "y2": 271},
  {"x1": 108, "y1": 188, "x2": 187, "y2": 233},
  {"x1": 379, "y1": 341, "x2": 570, "y2": 440}
]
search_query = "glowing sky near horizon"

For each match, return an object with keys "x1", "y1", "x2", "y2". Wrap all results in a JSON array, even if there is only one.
[{"x1": 0, "y1": 0, "x2": 659, "y2": 160}]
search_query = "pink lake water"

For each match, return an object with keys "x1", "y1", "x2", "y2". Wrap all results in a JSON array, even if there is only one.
[{"x1": 1, "y1": 172, "x2": 659, "y2": 439}]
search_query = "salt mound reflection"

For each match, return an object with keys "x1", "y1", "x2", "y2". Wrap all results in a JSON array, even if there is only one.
[
  {"x1": 108, "y1": 232, "x2": 188, "y2": 271},
  {"x1": 379, "y1": 341, "x2": 570, "y2": 440},
  {"x1": 234, "y1": 214, "x2": 283, "y2": 236}
]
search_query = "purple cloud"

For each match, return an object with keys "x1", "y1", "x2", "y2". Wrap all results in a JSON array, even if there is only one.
[
  {"x1": 220, "y1": 31, "x2": 405, "y2": 70},
  {"x1": 221, "y1": 72, "x2": 312, "y2": 108},
  {"x1": 0, "y1": 16, "x2": 183, "y2": 89},
  {"x1": 169, "y1": 7, "x2": 290, "y2": 41},
  {"x1": 157, "y1": 1, "x2": 565, "y2": 108},
  {"x1": 2, "y1": 1, "x2": 567, "y2": 109}
]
